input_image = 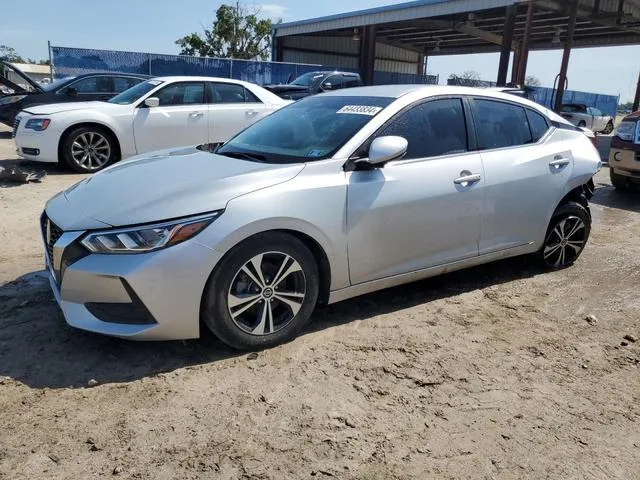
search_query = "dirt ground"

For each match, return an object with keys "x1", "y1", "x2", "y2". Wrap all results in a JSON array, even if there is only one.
[{"x1": 0, "y1": 123, "x2": 639, "y2": 480}]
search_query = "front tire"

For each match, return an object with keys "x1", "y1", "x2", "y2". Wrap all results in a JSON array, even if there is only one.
[
  {"x1": 538, "y1": 201, "x2": 591, "y2": 269},
  {"x1": 61, "y1": 126, "x2": 117, "y2": 173},
  {"x1": 610, "y1": 167, "x2": 630, "y2": 190},
  {"x1": 202, "y1": 232, "x2": 319, "y2": 351}
]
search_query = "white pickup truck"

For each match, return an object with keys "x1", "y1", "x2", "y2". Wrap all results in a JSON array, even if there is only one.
[{"x1": 561, "y1": 103, "x2": 614, "y2": 134}]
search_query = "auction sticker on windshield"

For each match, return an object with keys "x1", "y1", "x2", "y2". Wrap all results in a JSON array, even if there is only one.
[{"x1": 337, "y1": 105, "x2": 383, "y2": 116}]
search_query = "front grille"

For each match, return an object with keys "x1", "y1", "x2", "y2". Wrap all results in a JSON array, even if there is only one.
[
  {"x1": 11, "y1": 117, "x2": 20, "y2": 138},
  {"x1": 41, "y1": 213, "x2": 64, "y2": 261}
]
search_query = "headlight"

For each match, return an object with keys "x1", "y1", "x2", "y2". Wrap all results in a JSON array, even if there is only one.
[
  {"x1": 0, "y1": 95, "x2": 27, "y2": 105},
  {"x1": 614, "y1": 121, "x2": 636, "y2": 142},
  {"x1": 80, "y1": 212, "x2": 221, "y2": 254},
  {"x1": 25, "y1": 118, "x2": 51, "y2": 131}
]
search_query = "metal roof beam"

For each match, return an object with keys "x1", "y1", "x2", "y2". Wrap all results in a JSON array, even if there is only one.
[{"x1": 537, "y1": 0, "x2": 640, "y2": 35}]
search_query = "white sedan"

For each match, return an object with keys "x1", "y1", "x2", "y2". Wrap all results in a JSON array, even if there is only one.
[{"x1": 13, "y1": 76, "x2": 290, "y2": 172}]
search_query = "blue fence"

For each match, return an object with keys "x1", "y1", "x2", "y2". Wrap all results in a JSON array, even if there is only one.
[
  {"x1": 529, "y1": 87, "x2": 619, "y2": 118},
  {"x1": 51, "y1": 46, "x2": 438, "y2": 87}
]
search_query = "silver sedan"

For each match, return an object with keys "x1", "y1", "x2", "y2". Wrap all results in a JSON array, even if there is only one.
[{"x1": 42, "y1": 85, "x2": 601, "y2": 350}]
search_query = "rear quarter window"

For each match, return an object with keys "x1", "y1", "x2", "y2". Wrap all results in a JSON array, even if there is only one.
[{"x1": 525, "y1": 109, "x2": 550, "y2": 142}]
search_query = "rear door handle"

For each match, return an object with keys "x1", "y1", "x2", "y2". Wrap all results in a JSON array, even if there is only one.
[
  {"x1": 549, "y1": 157, "x2": 570, "y2": 168},
  {"x1": 189, "y1": 111, "x2": 204, "y2": 117},
  {"x1": 453, "y1": 173, "x2": 482, "y2": 185}
]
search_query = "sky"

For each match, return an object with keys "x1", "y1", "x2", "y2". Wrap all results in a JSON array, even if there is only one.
[{"x1": 2, "y1": 0, "x2": 639, "y2": 101}]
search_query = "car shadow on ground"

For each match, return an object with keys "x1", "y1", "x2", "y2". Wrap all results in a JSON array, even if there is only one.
[
  {"x1": 0, "y1": 131, "x2": 11, "y2": 140},
  {"x1": 0, "y1": 256, "x2": 542, "y2": 390},
  {"x1": 591, "y1": 182, "x2": 640, "y2": 213}
]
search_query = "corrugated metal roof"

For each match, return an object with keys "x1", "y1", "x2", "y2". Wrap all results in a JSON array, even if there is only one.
[{"x1": 274, "y1": 0, "x2": 517, "y2": 36}]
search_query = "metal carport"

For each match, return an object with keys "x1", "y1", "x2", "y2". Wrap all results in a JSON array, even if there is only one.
[{"x1": 273, "y1": 0, "x2": 640, "y2": 110}]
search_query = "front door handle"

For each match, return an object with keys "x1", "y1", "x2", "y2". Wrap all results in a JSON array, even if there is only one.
[
  {"x1": 189, "y1": 111, "x2": 204, "y2": 118},
  {"x1": 549, "y1": 157, "x2": 570, "y2": 168},
  {"x1": 247, "y1": 110, "x2": 259, "y2": 116},
  {"x1": 453, "y1": 173, "x2": 482, "y2": 186}
]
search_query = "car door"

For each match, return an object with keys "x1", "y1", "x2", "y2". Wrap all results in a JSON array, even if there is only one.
[
  {"x1": 58, "y1": 76, "x2": 114, "y2": 102},
  {"x1": 207, "y1": 82, "x2": 269, "y2": 144},
  {"x1": 471, "y1": 98, "x2": 573, "y2": 254},
  {"x1": 346, "y1": 97, "x2": 484, "y2": 285},
  {"x1": 132, "y1": 81, "x2": 209, "y2": 153}
]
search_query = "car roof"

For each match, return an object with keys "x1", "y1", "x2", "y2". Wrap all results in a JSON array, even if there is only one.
[
  {"x1": 320, "y1": 84, "x2": 534, "y2": 99},
  {"x1": 152, "y1": 76, "x2": 257, "y2": 84},
  {"x1": 70, "y1": 72, "x2": 149, "y2": 79}
]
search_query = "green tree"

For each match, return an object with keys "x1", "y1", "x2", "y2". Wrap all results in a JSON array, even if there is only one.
[
  {"x1": 176, "y1": 4, "x2": 274, "y2": 60},
  {"x1": 525, "y1": 75, "x2": 541, "y2": 87},
  {"x1": 0, "y1": 45, "x2": 25, "y2": 62}
]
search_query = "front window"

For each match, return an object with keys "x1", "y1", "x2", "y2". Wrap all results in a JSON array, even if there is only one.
[
  {"x1": 216, "y1": 96, "x2": 393, "y2": 164},
  {"x1": 290, "y1": 72, "x2": 324, "y2": 87},
  {"x1": 107, "y1": 79, "x2": 163, "y2": 105},
  {"x1": 562, "y1": 104, "x2": 584, "y2": 113}
]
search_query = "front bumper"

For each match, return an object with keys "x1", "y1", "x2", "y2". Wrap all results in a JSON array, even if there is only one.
[
  {"x1": 43, "y1": 214, "x2": 223, "y2": 340},
  {"x1": 609, "y1": 147, "x2": 640, "y2": 181},
  {"x1": 14, "y1": 114, "x2": 59, "y2": 163}
]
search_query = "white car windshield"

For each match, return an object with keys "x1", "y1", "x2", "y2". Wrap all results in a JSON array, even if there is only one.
[
  {"x1": 108, "y1": 80, "x2": 164, "y2": 105},
  {"x1": 216, "y1": 95, "x2": 393, "y2": 164}
]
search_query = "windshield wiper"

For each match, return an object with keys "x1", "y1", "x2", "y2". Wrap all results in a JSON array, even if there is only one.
[{"x1": 217, "y1": 151, "x2": 267, "y2": 163}]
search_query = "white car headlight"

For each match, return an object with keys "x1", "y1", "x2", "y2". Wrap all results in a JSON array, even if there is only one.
[
  {"x1": 0, "y1": 95, "x2": 27, "y2": 105},
  {"x1": 614, "y1": 121, "x2": 636, "y2": 142},
  {"x1": 80, "y1": 212, "x2": 221, "y2": 254}
]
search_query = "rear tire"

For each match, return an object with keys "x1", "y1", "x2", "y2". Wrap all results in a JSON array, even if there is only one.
[
  {"x1": 538, "y1": 201, "x2": 591, "y2": 269},
  {"x1": 578, "y1": 120, "x2": 586, "y2": 128},
  {"x1": 602, "y1": 120, "x2": 614, "y2": 134},
  {"x1": 610, "y1": 167, "x2": 630, "y2": 190},
  {"x1": 61, "y1": 126, "x2": 117, "y2": 173},
  {"x1": 202, "y1": 232, "x2": 319, "y2": 351}
]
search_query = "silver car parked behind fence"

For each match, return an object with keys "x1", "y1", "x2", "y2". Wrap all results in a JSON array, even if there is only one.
[{"x1": 42, "y1": 85, "x2": 601, "y2": 350}]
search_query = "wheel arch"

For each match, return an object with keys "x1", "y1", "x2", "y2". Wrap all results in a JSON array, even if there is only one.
[
  {"x1": 199, "y1": 227, "x2": 333, "y2": 324},
  {"x1": 58, "y1": 122, "x2": 122, "y2": 162}
]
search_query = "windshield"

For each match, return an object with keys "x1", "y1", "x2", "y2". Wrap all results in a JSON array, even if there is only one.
[
  {"x1": 291, "y1": 72, "x2": 325, "y2": 87},
  {"x1": 42, "y1": 76, "x2": 75, "y2": 92},
  {"x1": 217, "y1": 95, "x2": 393, "y2": 164},
  {"x1": 108, "y1": 79, "x2": 163, "y2": 105}
]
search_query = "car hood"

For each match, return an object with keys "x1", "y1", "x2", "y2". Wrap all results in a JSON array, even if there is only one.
[
  {"x1": 45, "y1": 146, "x2": 305, "y2": 230},
  {"x1": 23, "y1": 101, "x2": 122, "y2": 115}
]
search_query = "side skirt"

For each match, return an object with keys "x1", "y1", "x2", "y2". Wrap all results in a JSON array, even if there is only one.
[{"x1": 327, "y1": 243, "x2": 537, "y2": 305}]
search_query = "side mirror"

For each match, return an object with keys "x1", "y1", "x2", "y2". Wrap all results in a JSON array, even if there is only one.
[
  {"x1": 366, "y1": 136, "x2": 408, "y2": 167},
  {"x1": 144, "y1": 97, "x2": 160, "y2": 108},
  {"x1": 64, "y1": 87, "x2": 78, "y2": 97},
  {"x1": 322, "y1": 82, "x2": 332, "y2": 90}
]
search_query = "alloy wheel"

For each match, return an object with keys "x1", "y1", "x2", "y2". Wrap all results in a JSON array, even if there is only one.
[
  {"x1": 543, "y1": 215, "x2": 587, "y2": 267},
  {"x1": 227, "y1": 251, "x2": 307, "y2": 336},
  {"x1": 71, "y1": 132, "x2": 111, "y2": 170}
]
